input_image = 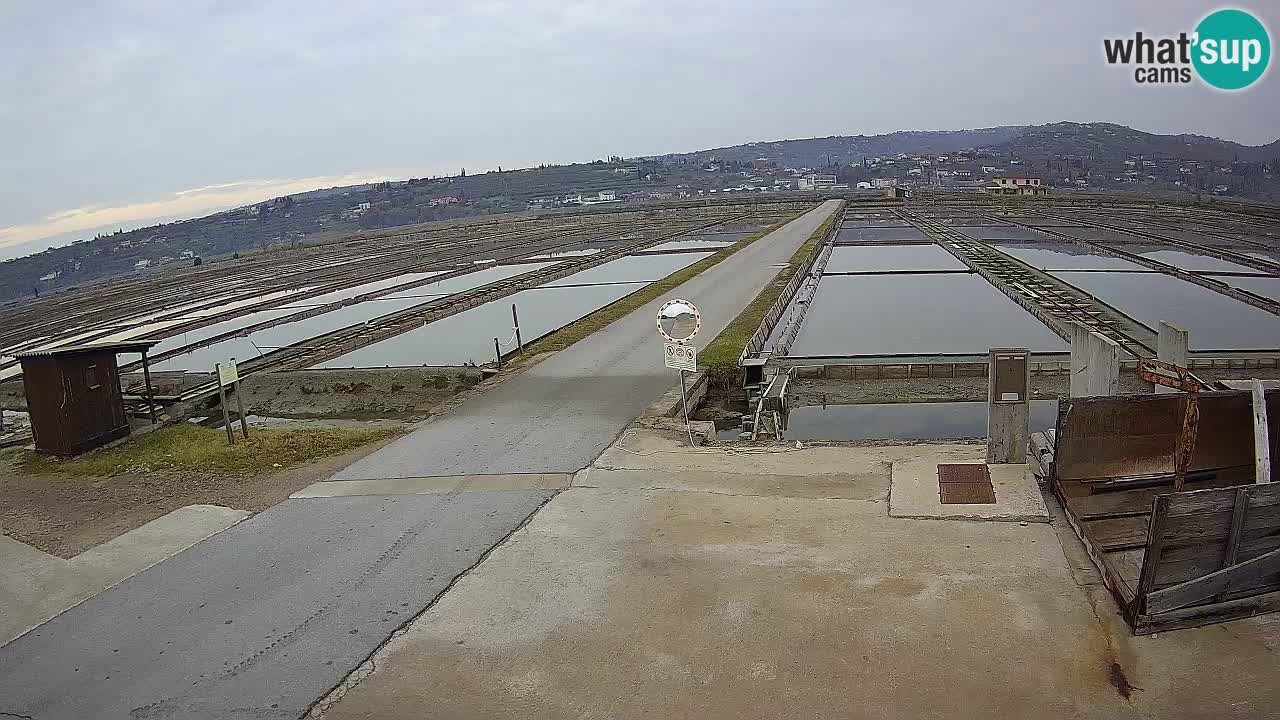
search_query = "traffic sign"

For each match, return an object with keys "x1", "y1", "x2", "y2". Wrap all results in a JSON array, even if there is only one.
[{"x1": 664, "y1": 342, "x2": 696, "y2": 372}]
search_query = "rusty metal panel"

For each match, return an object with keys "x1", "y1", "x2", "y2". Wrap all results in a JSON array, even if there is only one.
[
  {"x1": 940, "y1": 483, "x2": 997, "y2": 504},
  {"x1": 938, "y1": 463, "x2": 991, "y2": 484},
  {"x1": 938, "y1": 463, "x2": 996, "y2": 504},
  {"x1": 1053, "y1": 391, "x2": 1267, "y2": 483}
]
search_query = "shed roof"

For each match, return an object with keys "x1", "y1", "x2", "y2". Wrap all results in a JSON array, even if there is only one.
[{"x1": 14, "y1": 340, "x2": 161, "y2": 359}]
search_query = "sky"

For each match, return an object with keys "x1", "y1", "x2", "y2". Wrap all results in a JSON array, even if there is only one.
[{"x1": 2, "y1": 0, "x2": 1278, "y2": 259}]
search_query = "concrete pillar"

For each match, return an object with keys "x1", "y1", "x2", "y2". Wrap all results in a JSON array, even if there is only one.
[
  {"x1": 1070, "y1": 324, "x2": 1091, "y2": 398},
  {"x1": 1070, "y1": 323, "x2": 1120, "y2": 397},
  {"x1": 988, "y1": 348, "x2": 1030, "y2": 464},
  {"x1": 1156, "y1": 321, "x2": 1190, "y2": 395}
]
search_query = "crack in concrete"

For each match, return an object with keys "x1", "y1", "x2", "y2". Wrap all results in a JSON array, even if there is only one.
[
  {"x1": 302, "y1": 489, "x2": 562, "y2": 718},
  {"x1": 0, "y1": 710, "x2": 35, "y2": 719}
]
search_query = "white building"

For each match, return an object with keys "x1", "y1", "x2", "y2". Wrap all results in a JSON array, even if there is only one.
[{"x1": 797, "y1": 173, "x2": 837, "y2": 191}]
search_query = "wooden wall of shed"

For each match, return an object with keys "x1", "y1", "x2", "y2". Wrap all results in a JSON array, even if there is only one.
[
  {"x1": 21, "y1": 355, "x2": 65, "y2": 453},
  {"x1": 20, "y1": 350, "x2": 129, "y2": 456}
]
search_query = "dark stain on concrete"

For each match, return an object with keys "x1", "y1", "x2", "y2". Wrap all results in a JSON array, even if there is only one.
[{"x1": 1107, "y1": 660, "x2": 1136, "y2": 700}]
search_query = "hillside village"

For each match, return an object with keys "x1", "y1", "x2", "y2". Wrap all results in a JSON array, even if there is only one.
[{"x1": 4, "y1": 122, "x2": 1278, "y2": 303}]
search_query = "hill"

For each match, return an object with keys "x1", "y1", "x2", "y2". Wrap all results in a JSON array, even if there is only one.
[{"x1": 4, "y1": 121, "x2": 1278, "y2": 303}]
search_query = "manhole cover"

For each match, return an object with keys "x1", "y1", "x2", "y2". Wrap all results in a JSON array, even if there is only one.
[{"x1": 938, "y1": 463, "x2": 996, "y2": 505}]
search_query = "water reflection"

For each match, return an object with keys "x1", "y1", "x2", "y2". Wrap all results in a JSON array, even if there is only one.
[
  {"x1": 790, "y1": 274, "x2": 1067, "y2": 356},
  {"x1": 1053, "y1": 271, "x2": 1280, "y2": 350},
  {"x1": 824, "y1": 244, "x2": 966, "y2": 273}
]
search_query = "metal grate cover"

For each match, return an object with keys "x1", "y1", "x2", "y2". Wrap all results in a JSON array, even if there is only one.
[{"x1": 938, "y1": 463, "x2": 996, "y2": 504}]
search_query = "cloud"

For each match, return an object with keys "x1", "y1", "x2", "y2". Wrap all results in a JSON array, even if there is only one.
[{"x1": 0, "y1": 173, "x2": 393, "y2": 251}]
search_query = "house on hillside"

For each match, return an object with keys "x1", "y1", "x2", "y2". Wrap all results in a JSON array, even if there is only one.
[{"x1": 980, "y1": 176, "x2": 1048, "y2": 196}]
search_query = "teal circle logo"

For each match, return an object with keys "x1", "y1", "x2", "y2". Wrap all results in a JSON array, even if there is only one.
[{"x1": 1193, "y1": 8, "x2": 1270, "y2": 90}]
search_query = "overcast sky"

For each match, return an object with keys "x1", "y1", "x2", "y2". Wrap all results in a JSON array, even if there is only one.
[{"x1": 2, "y1": 1, "x2": 1277, "y2": 258}]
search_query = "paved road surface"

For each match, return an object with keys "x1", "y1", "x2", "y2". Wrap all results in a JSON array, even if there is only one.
[
  {"x1": 331, "y1": 199, "x2": 841, "y2": 479},
  {"x1": 0, "y1": 200, "x2": 838, "y2": 720},
  {"x1": 0, "y1": 492, "x2": 554, "y2": 719}
]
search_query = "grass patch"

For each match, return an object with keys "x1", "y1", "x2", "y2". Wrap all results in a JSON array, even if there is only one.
[
  {"x1": 19, "y1": 423, "x2": 403, "y2": 477},
  {"x1": 700, "y1": 204, "x2": 843, "y2": 386},
  {"x1": 524, "y1": 212, "x2": 806, "y2": 355}
]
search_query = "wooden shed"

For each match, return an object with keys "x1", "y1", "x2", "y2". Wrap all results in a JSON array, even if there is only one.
[{"x1": 14, "y1": 341, "x2": 160, "y2": 456}]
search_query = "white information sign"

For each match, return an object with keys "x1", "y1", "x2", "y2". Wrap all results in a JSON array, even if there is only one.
[
  {"x1": 664, "y1": 342, "x2": 697, "y2": 372},
  {"x1": 217, "y1": 359, "x2": 239, "y2": 387}
]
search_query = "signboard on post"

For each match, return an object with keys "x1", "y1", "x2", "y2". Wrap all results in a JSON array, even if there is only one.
[
  {"x1": 214, "y1": 358, "x2": 250, "y2": 445},
  {"x1": 657, "y1": 299, "x2": 701, "y2": 444},
  {"x1": 664, "y1": 342, "x2": 697, "y2": 372}
]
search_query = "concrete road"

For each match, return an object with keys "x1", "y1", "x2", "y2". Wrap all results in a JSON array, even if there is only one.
[
  {"x1": 329, "y1": 199, "x2": 841, "y2": 480},
  {"x1": 0, "y1": 491, "x2": 555, "y2": 720},
  {"x1": 319, "y1": 433, "x2": 1280, "y2": 720}
]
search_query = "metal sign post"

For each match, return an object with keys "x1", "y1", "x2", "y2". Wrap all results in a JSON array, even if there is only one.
[
  {"x1": 512, "y1": 303, "x2": 523, "y2": 354},
  {"x1": 658, "y1": 299, "x2": 701, "y2": 445}
]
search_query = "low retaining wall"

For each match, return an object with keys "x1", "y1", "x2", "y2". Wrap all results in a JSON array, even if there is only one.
[{"x1": 644, "y1": 371, "x2": 710, "y2": 418}]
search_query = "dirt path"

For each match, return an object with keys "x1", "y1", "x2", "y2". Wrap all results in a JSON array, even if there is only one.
[{"x1": 0, "y1": 434, "x2": 401, "y2": 558}]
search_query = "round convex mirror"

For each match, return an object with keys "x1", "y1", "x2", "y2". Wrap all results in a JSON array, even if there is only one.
[{"x1": 658, "y1": 300, "x2": 699, "y2": 342}]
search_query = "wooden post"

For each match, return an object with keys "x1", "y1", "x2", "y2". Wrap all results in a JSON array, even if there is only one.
[
  {"x1": 230, "y1": 358, "x2": 249, "y2": 441},
  {"x1": 1156, "y1": 322, "x2": 1190, "y2": 395},
  {"x1": 1253, "y1": 379, "x2": 1272, "y2": 484},
  {"x1": 234, "y1": 381, "x2": 250, "y2": 440},
  {"x1": 1215, "y1": 487, "x2": 1250, "y2": 602},
  {"x1": 140, "y1": 349, "x2": 158, "y2": 424},
  {"x1": 1135, "y1": 495, "x2": 1171, "y2": 616},
  {"x1": 215, "y1": 363, "x2": 235, "y2": 445},
  {"x1": 512, "y1": 303, "x2": 523, "y2": 354},
  {"x1": 494, "y1": 338, "x2": 502, "y2": 368}
]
